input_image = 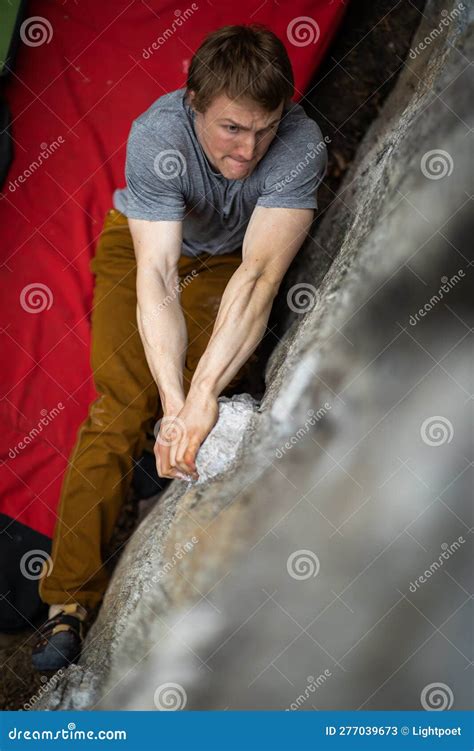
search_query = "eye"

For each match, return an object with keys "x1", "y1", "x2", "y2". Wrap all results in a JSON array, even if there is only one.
[{"x1": 225, "y1": 125, "x2": 239, "y2": 134}]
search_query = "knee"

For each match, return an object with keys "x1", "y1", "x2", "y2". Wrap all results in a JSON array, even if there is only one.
[
  {"x1": 89, "y1": 394, "x2": 114, "y2": 428},
  {"x1": 89, "y1": 390, "x2": 155, "y2": 430}
]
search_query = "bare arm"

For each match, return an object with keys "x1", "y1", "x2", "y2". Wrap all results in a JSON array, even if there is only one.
[
  {"x1": 129, "y1": 217, "x2": 186, "y2": 415},
  {"x1": 189, "y1": 205, "x2": 314, "y2": 399},
  {"x1": 158, "y1": 205, "x2": 314, "y2": 479}
]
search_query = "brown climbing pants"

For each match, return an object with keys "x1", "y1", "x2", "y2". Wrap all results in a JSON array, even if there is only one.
[{"x1": 39, "y1": 208, "x2": 253, "y2": 609}]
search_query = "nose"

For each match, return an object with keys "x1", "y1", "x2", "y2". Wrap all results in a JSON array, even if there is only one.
[{"x1": 236, "y1": 133, "x2": 256, "y2": 162}]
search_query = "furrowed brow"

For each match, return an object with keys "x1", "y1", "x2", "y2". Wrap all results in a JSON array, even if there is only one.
[{"x1": 220, "y1": 118, "x2": 280, "y2": 131}]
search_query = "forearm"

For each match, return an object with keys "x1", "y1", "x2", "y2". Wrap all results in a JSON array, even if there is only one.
[
  {"x1": 189, "y1": 268, "x2": 277, "y2": 399},
  {"x1": 136, "y1": 268, "x2": 187, "y2": 412}
]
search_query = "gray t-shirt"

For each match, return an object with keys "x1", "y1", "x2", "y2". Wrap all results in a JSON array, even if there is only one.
[{"x1": 113, "y1": 88, "x2": 327, "y2": 257}]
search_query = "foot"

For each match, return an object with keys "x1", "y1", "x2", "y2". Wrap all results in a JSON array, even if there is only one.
[{"x1": 31, "y1": 603, "x2": 87, "y2": 671}]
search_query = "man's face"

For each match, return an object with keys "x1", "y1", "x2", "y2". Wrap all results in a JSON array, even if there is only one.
[{"x1": 189, "y1": 91, "x2": 285, "y2": 180}]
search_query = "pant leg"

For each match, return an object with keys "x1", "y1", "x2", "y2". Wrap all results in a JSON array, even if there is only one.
[
  {"x1": 40, "y1": 229, "x2": 254, "y2": 610},
  {"x1": 40, "y1": 209, "x2": 159, "y2": 609}
]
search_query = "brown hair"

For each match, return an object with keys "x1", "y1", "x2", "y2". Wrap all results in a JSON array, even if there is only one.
[{"x1": 186, "y1": 24, "x2": 294, "y2": 114}]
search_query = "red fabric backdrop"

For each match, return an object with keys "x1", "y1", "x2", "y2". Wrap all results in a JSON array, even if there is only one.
[{"x1": 0, "y1": 0, "x2": 346, "y2": 537}]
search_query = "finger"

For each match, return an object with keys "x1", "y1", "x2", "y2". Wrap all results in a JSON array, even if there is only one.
[
  {"x1": 170, "y1": 435, "x2": 191, "y2": 476},
  {"x1": 159, "y1": 441, "x2": 171, "y2": 476},
  {"x1": 175, "y1": 432, "x2": 197, "y2": 470},
  {"x1": 184, "y1": 436, "x2": 200, "y2": 470},
  {"x1": 156, "y1": 451, "x2": 172, "y2": 479},
  {"x1": 180, "y1": 455, "x2": 198, "y2": 478},
  {"x1": 159, "y1": 443, "x2": 188, "y2": 480},
  {"x1": 169, "y1": 434, "x2": 180, "y2": 472},
  {"x1": 162, "y1": 418, "x2": 184, "y2": 472},
  {"x1": 154, "y1": 444, "x2": 162, "y2": 477},
  {"x1": 174, "y1": 437, "x2": 193, "y2": 474},
  {"x1": 155, "y1": 441, "x2": 186, "y2": 480}
]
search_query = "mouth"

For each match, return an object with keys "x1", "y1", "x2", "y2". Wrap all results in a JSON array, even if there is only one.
[{"x1": 228, "y1": 157, "x2": 252, "y2": 165}]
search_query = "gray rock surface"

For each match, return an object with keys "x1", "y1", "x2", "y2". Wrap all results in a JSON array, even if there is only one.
[{"x1": 35, "y1": 0, "x2": 472, "y2": 711}]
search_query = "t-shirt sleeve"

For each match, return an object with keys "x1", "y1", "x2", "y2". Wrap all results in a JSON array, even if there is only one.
[
  {"x1": 256, "y1": 119, "x2": 327, "y2": 210},
  {"x1": 123, "y1": 120, "x2": 186, "y2": 221}
]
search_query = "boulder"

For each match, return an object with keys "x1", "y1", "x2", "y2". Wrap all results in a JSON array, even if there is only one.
[{"x1": 34, "y1": 0, "x2": 472, "y2": 710}]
